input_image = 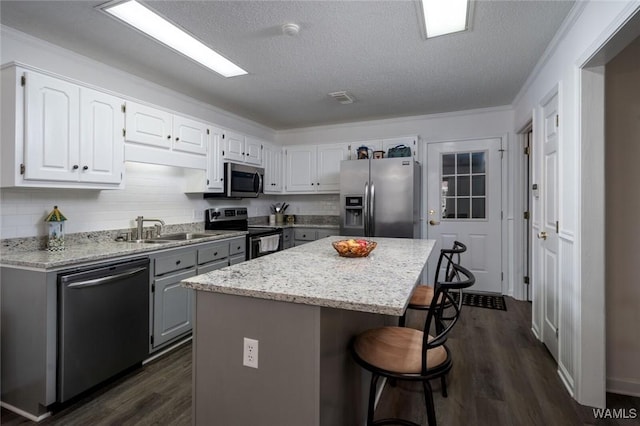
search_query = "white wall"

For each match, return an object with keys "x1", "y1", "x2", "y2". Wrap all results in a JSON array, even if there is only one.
[
  {"x1": 278, "y1": 106, "x2": 512, "y2": 146},
  {"x1": 511, "y1": 0, "x2": 640, "y2": 407},
  {"x1": 605, "y1": 36, "x2": 640, "y2": 397}
]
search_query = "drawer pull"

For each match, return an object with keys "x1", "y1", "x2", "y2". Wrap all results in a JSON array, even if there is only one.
[
  {"x1": 214, "y1": 252, "x2": 218, "y2": 256},
  {"x1": 237, "y1": 246, "x2": 241, "y2": 250},
  {"x1": 176, "y1": 260, "x2": 181, "y2": 265}
]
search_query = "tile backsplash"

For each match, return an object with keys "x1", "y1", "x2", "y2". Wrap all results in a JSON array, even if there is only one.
[{"x1": 0, "y1": 162, "x2": 340, "y2": 239}]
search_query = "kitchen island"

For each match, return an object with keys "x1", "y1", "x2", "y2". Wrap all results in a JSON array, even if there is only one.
[{"x1": 182, "y1": 236, "x2": 435, "y2": 426}]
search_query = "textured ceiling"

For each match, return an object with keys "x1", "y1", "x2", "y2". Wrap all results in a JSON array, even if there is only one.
[{"x1": 0, "y1": 1, "x2": 575, "y2": 130}]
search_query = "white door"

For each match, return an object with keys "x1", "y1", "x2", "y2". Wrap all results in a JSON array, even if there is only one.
[
  {"x1": 285, "y1": 146, "x2": 316, "y2": 192},
  {"x1": 317, "y1": 143, "x2": 348, "y2": 191},
  {"x1": 24, "y1": 71, "x2": 80, "y2": 182},
  {"x1": 172, "y1": 115, "x2": 208, "y2": 155},
  {"x1": 124, "y1": 102, "x2": 172, "y2": 149},
  {"x1": 426, "y1": 138, "x2": 502, "y2": 293},
  {"x1": 537, "y1": 92, "x2": 560, "y2": 361},
  {"x1": 79, "y1": 88, "x2": 123, "y2": 184}
]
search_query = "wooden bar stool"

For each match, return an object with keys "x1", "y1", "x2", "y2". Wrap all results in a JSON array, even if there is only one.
[
  {"x1": 351, "y1": 263, "x2": 475, "y2": 426},
  {"x1": 399, "y1": 241, "x2": 467, "y2": 328}
]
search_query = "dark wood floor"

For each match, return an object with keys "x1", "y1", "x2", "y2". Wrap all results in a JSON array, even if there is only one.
[{"x1": 2, "y1": 298, "x2": 639, "y2": 425}]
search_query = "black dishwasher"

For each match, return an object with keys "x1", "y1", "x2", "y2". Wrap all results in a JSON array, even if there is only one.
[{"x1": 58, "y1": 257, "x2": 149, "y2": 402}]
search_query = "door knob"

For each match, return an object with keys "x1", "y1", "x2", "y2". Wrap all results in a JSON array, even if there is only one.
[
  {"x1": 537, "y1": 231, "x2": 547, "y2": 240},
  {"x1": 429, "y1": 220, "x2": 440, "y2": 226}
]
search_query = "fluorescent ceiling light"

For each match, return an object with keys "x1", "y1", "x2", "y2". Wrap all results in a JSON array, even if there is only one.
[
  {"x1": 420, "y1": 0, "x2": 470, "y2": 38},
  {"x1": 101, "y1": 0, "x2": 247, "y2": 78}
]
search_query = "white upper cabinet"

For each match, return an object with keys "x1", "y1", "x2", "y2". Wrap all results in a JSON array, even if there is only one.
[
  {"x1": 173, "y1": 115, "x2": 208, "y2": 155},
  {"x1": 124, "y1": 102, "x2": 172, "y2": 149},
  {"x1": 124, "y1": 101, "x2": 207, "y2": 169},
  {"x1": 79, "y1": 88, "x2": 125, "y2": 184},
  {"x1": 285, "y1": 145, "x2": 316, "y2": 192},
  {"x1": 24, "y1": 71, "x2": 81, "y2": 182},
  {"x1": 222, "y1": 132, "x2": 263, "y2": 166},
  {"x1": 284, "y1": 143, "x2": 350, "y2": 194},
  {"x1": 316, "y1": 143, "x2": 349, "y2": 191},
  {"x1": 263, "y1": 142, "x2": 283, "y2": 193},
  {"x1": 206, "y1": 126, "x2": 224, "y2": 191},
  {"x1": 222, "y1": 130, "x2": 245, "y2": 163},
  {"x1": 0, "y1": 68, "x2": 124, "y2": 188},
  {"x1": 245, "y1": 137, "x2": 263, "y2": 166}
]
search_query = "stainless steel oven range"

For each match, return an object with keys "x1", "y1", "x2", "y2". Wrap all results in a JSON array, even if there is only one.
[{"x1": 204, "y1": 207, "x2": 282, "y2": 260}]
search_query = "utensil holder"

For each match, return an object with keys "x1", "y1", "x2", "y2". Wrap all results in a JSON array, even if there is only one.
[{"x1": 275, "y1": 213, "x2": 284, "y2": 225}]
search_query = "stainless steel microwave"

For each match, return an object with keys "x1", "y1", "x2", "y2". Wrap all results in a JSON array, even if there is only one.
[{"x1": 205, "y1": 162, "x2": 264, "y2": 198}]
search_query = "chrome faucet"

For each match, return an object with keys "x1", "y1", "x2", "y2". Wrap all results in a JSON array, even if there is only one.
[{"x1": 136, "y1": 216, "x2": 165, "y2": 239}]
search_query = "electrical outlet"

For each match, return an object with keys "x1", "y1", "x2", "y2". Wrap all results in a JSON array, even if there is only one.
[
  {"x1": 243, "y1": 337, "x2": 259, "y2": 368},
  {"x1": 193, "y1": 209, "x2": 204, "y2": 221}
]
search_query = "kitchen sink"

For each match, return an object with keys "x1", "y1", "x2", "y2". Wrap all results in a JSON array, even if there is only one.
[
  {"x1": 130, "y1": 240, "x2": 171, "y2": 244},
  {"x1": 153, "y1": 232, "x2": 215, "y2": 241}
]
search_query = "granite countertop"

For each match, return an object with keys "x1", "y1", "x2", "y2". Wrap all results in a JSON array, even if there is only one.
[
  {"x1": 183, "y1": 237, "x2": 435, "y2": 316},
  {"x1": 0, "y1": 230, "x2": 247, "y2": 270}
]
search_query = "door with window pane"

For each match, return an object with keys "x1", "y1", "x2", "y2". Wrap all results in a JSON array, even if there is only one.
[{"x1": 426, "y1": 138, "x2": 502, "y2": 293}]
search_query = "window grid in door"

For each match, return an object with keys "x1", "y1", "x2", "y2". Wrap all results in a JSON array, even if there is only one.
[{"x1": 441, "y1": 151, "x2": 487, "y2": 219}]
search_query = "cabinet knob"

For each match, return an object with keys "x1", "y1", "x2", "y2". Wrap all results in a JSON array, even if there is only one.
[
  {"x1": 246, "y1": 153, "x2": 249, "y2": 156},
  {"x1": 317, "y1": 182, "x2": 320, "y2": 185},
  {"x1": 242, "y1": 152, "x2": 245, "y2": 155},
  {"x1": 167, "y1": 135, "x2": 171, "y2": 139},
  {"x1": 72, "y1": 165, "x2": 79, "y2": 170},
  {"x1": 311, "y1": 183, "x2": 314, "y2": 186},
  {"x1": 214, "y1": 252, "x2": 218, "y2": 256},
  {"x1": 176, "y1": 137, "x2": 180, "y2": 141},
  {"x1": 83, "y1": 165, "x2": 89, "y2": 171},
  {"x1": 176, "y1": 260, "x2": 181, "y2": 265}
]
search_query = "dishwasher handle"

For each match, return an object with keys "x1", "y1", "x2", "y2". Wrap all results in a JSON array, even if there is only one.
[{"x1": 65, "y1": 266, "x2": 147, "y2": 289}]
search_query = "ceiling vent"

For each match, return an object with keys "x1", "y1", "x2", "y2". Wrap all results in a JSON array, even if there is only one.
[{"x1": 328, "y1": 91, "x2": 355, "y2": 104}]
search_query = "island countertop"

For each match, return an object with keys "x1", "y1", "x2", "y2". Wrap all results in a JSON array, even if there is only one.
[{"x1": 182, "y1": 236, "x2": 435, "y2": 316}]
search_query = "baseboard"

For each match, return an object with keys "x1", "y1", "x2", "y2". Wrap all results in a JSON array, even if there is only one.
[
  {"x1": 0, "y1": 401, "x2": 51, "y2": 422},
  {"x1": 607, "y1": 377, "x2": 640, "y2": 397},
  {"x1": 143, "y1": 335, "x2": 192, "y2": 365},
  {"x1": 558, "y1": 364, "x2": 576, "y2": 398}
]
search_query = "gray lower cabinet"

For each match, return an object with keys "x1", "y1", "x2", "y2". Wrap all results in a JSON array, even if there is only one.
[
  {"x1": 151, "y1": 254, "x2": 196, "y2": 349},
  {"x1": 150, "y1": 236, "x2": 246, "y2": 351},
  {"x1": 282, "y1": 228, "x2": 294, "y2": 249},
  {"x1": 293, "y1": 228, "x2": 339, "y2": 246}
]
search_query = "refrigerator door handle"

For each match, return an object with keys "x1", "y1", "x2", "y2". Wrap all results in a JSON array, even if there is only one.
[
  {"x1": 363, "y1": 181, "x2": 369, "y2": 236},
  {"x1": 370, "y1": 181, "x2": 375, "y2": 236}
]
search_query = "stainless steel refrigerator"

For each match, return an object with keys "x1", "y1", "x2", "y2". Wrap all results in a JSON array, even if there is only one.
[{"x1": 340, "y1": 157, "x2": 421, "y2": 238}]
